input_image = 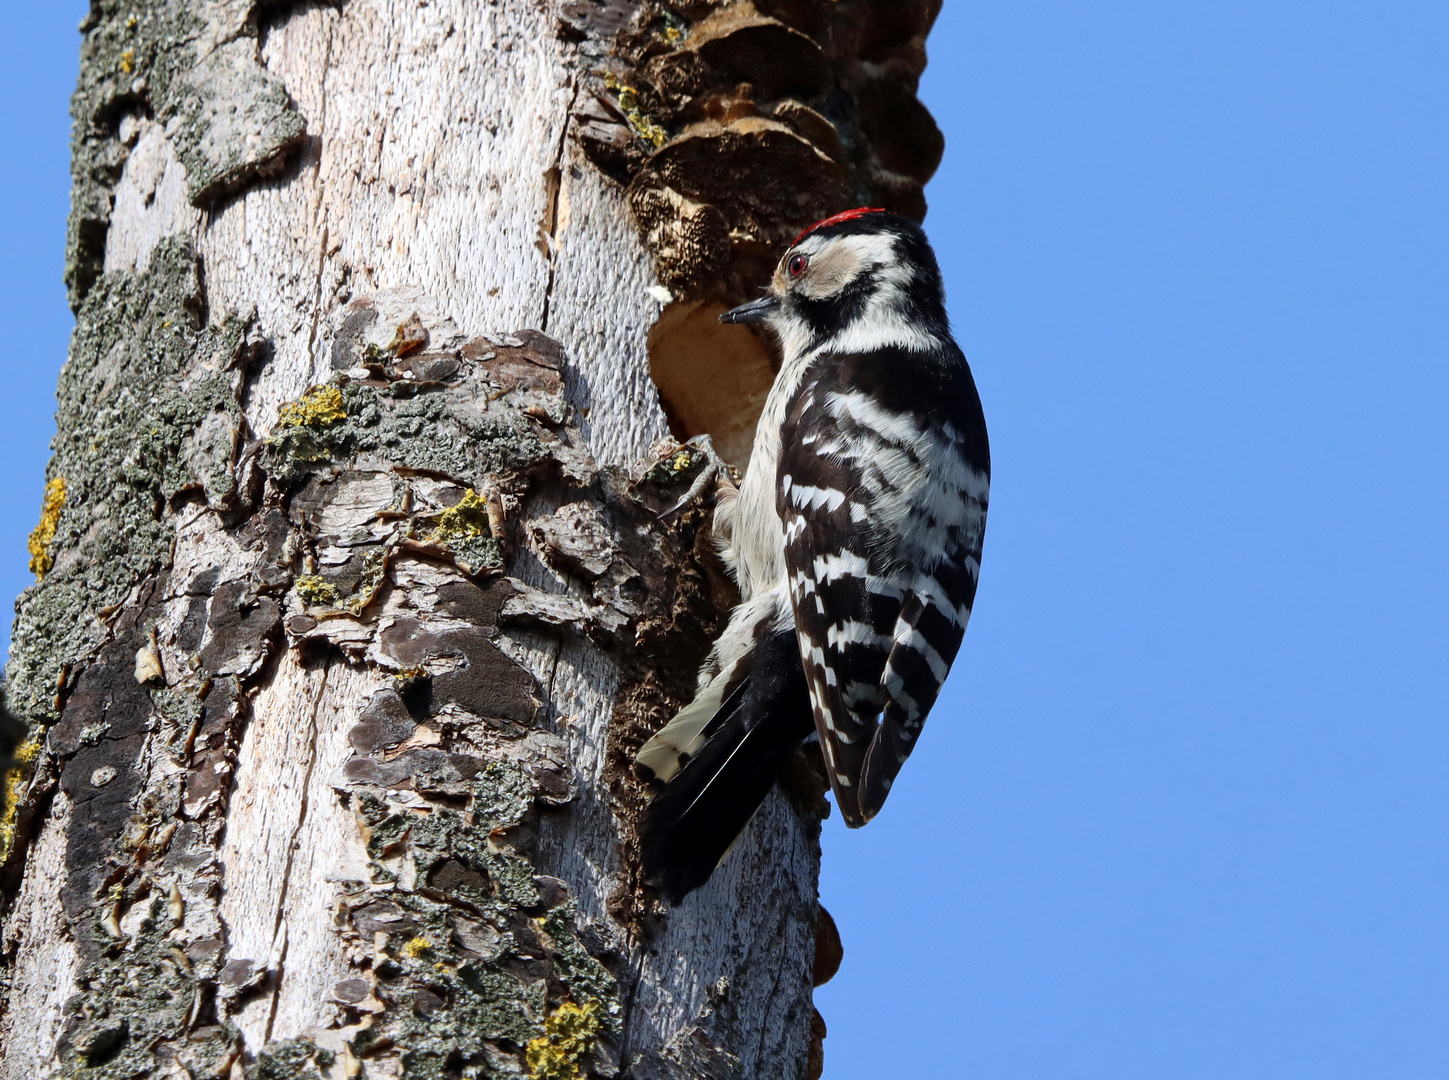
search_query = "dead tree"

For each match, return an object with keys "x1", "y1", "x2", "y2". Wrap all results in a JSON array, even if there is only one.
[{"x1": 0, "y1": 2, "x2": 943, "y2": 1077}]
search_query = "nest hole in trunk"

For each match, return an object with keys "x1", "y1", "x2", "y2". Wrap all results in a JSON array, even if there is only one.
[{"x1": 647, "y1": 300, "x2": 778, "y2": 472}]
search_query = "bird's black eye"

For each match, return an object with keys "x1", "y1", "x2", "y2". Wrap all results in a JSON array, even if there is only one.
[{"x1": 787, "y1": 253, "x2": 809, "y2": 278}]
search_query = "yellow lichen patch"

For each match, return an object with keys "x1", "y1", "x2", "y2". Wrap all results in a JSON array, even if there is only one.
[
  {"x1": 526, "y1": 1000, "x2": 604, "y2": 1080},
  {"x1": 431, "y1": 489, "x2": 491, "y2": 543},
  {"x1": 642, "y1": 443, "x2": 712, "y2": 485},
  {"x1": 427, "y1": 489, "x2": 504, "y2": 572},
  {"x1": 0, "y1": 739, "x2": 41, "y2": 865},
  {"x1": 27, "y1": 477, "x2": 66, "y2": 579},
  {"x1": 277, "y1": 384, "x2": 347, "y2": 429},
  {"x1": 294, "y1": 576, "x2": 340, "y2": 606},
  {"x1": 604, "y1": 74, "x2": 667, "y2": 149},
  {"x1": 402, "y1": 936, "x2": 432, "y2": 959},
  {"x1": 120, "y1": 48, "x2": 136, "y2": 74}
]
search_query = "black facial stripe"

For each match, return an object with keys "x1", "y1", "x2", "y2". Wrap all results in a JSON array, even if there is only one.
[
  {"x1": 794, "y1": 270, "x2": 879, "y2": 342},
  {"x1": 785, "y1": 215, "x2": 953, "y2": 346}
]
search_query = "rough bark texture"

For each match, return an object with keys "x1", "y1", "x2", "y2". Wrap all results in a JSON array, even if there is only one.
[{"x1": 1, "y1": 1, "x2": 938, "y2": 1077}]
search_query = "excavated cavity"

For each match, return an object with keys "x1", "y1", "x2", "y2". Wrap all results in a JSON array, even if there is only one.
[
  {"x1": 561, "y1": 7, "x2": 945, "y2": 1073},
  {"x1": 647, "y1": 300, "x2": 776, "y2": 471}
]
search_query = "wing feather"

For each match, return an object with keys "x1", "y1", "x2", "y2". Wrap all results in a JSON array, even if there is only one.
[{"x1": 778, "y1": 347, "x2": 989, "y2": 824}]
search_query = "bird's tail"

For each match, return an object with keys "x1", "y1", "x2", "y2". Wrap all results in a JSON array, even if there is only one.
[{"x1": 640, "y1": 629, "x2": 813, "y2": 903}]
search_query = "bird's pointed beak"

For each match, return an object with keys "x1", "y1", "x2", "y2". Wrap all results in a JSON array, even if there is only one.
[{"x1": 720, "y1": 295, "x2": 780, "y2": 325}]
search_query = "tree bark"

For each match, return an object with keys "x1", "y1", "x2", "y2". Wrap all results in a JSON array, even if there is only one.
[{"x1": 0, "y1": 2, "x2": 940, "y2": 1077}]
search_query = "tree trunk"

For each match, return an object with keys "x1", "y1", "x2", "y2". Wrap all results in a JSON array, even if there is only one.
[{"x1": 0, "y1": 2, "x2": 941, "y2": 1077}]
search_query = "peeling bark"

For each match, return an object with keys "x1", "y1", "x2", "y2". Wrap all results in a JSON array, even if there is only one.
[{"x1": 3, "y1": 2, "x2": 942, "y2": 1077}]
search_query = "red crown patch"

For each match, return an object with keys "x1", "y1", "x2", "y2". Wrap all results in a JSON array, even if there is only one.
[{"x1": 791, "y1": 207, "x2": 889, "y2": 248}]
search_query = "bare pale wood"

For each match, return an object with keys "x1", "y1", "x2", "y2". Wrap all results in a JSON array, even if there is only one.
[{"x1": 1, "y1": 3, "x2": 828, "y2": 1077}]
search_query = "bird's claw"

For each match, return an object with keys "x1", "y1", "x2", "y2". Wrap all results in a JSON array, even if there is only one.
[{"x1": 658, "y1": 434, "x2": 730, "y2": 520}]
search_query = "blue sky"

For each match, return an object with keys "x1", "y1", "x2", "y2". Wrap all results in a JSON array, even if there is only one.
[{"x1": 5, "y1": 3, "x2": 1449, "y2": 1078}]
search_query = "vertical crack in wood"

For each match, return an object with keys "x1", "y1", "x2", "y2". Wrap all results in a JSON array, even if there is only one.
[
  {"x1": 618, "y1": 946, "x2": 650, "y2": 1067},
  {"x1": 302, "y1": 13, "x2": 338, "y2": 373},
  {"x1": 543, "y1": 637, "x2": 565, "y2": 727},
  {"x1": 754, "y1": 903, "x2": 790, "y2": 1072},
  {"x1": 260, "y1": 658, "x2": 332, "y2": 1044},
  {"x1": 539, "y1": 75, "x2": 581, "y2": 335}
]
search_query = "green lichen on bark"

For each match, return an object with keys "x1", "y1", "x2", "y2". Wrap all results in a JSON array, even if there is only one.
[
  {"x1": 430, "y1": 489, "x2": 492, "y2": 542},
  {"x1": 293, "y1": 575, "x2": 341, "y2": 606},
  {"x1": 8, "y1": 237, "x2": 249, "y2": 727},
  {"x1": 68, "y1": 1, "x2": 306, "y2": 306},
  {"x1": 539, "y1": 908, "x2": 617, "y2": 1010},
  {"x1": 60, "y1": 905, "x2": 243, "y2": 1079},
  {"x1": 263, "y1": 381, "x2": 548, "y2": 488},
  {"x1": 343, "y1": 760, "x2": 621, "y2": 1078},
  {"x1": 277, "y1": 384, "x2": 348, "y2": 429},
  {"x1": 380, "y1": 395, "x2": 547, "y2": 481},
  {"x1": 250, "y1": 1038, "x2": 334, "y2": 1079}
]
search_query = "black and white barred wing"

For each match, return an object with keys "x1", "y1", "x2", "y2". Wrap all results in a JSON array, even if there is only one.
[
  {"x1": 776, "y1": 428, "x2": 883, "y2": 827},
  {"x1": 779, "y1": 352, "x2": 989, "y2": 825}
]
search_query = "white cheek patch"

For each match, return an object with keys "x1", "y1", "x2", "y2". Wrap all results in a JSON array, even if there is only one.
[
  {"x1": 797, "y1": 245, "x2": 868, "y2": 300},
  {"x1": 794, "y1": 234, "x2": 901, "y2": 301},
  {"x1": 770, "y1": 313, "x2": 816, "y2": 364}
]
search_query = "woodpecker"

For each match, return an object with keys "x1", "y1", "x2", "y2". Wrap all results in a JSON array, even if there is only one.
[{"x1": 636, "y1": 208, "x2": 990, "y2": 902}]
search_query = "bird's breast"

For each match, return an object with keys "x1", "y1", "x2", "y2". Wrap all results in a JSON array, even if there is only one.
[{"x1": 729, "y1": 344, "x2": 821, "y2": 601}]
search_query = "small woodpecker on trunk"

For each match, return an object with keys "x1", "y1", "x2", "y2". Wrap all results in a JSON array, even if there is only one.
[{"x1": 637, "y1": 209, "x2": 992, "y2": 902}]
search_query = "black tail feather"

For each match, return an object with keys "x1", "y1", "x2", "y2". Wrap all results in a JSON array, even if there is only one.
[{"x1": 641, "y1": 630, "x2": 814, "y2": 904}]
